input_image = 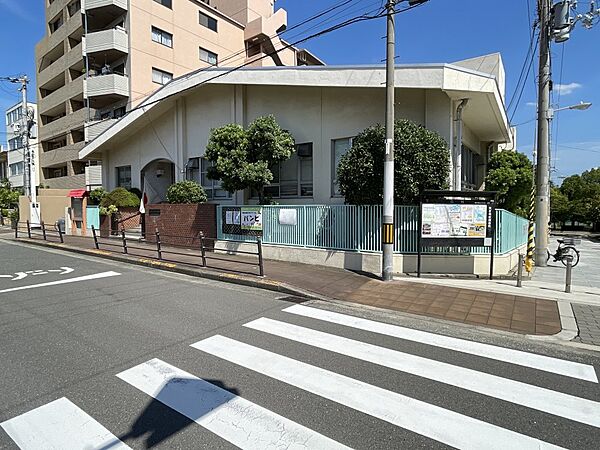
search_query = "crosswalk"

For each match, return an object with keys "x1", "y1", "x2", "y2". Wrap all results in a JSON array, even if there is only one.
[{"x1": 2, "y1": 303, "x2": 598, "y2": 449}]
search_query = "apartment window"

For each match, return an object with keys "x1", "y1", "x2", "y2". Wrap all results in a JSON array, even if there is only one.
[
  {"x1": 6, "y1": 107, "x2": 22, "y2": 125},
  {"x1": 331, "y1": 138, "x2": 353, "y2": 196},
  {"x1": 187, "y1": 157, "x2": 230, "y2": 199},
  {"x1": 151, "y1": 26, "x2": 173, "y2": 48},
  {"x1": 461, "y1": 144, "x2": 483, "y2": 190},
  {"x1": 199, "y1": 12, "x2": 217, "y2": 32},
  {"x1": 116, "y1": 166, "x2": 132, "y2": 189},
  {"x1": 49, "y1": 15, "x2": 63, "y2": 33},
  {"x1": 199, "y1": 47, "x2": 218, "y2": 65},
  {"x1": 68, "y1": 0, "x2": 81, "y2": 16},
  {"x1": 9, "y1": 162, "x2": 24, "y2": 177},
  {"x1": 153, "y1": 0, "x2": 172, "y2": 8},
  {"x1": 152, "y1": 67, "x2": 173, "y2": 85},
  {"x1": 8, "y1": 137, "x2": 23, "y2": 151}
]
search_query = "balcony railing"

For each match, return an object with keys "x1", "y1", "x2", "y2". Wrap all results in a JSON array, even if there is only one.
[
  {"x1": 85, "y1": 118, "x2": 117, "y2": 142},
  {"x1": 85, "y1": 73, "x2": 129, "y2": 98},
  {"x1": 84, "y1": 27, "x2": 128, "y2": 55},
  {"x1": 83, "y1": 0, "x2": 128, "y2": 12}
]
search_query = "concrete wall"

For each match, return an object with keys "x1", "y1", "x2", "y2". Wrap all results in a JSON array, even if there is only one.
[{"x1": 19, "y1": 189, "x2": 70, "y2": 225}]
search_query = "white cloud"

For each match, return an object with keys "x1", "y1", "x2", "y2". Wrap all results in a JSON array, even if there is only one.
[
  {"x1": 526, "y1": 102, "x2": 537, "y2": 107},
  {"x1": 554, "y1": 82, "x2": 582, "y2": 95},
  {"x1": 0, "y1": 0, "x2": 33, "y2": 22}
]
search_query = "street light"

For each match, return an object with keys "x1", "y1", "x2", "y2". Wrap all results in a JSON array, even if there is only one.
[{"x1": 549, "y1": 101, "x2": 592, "y2": 117}]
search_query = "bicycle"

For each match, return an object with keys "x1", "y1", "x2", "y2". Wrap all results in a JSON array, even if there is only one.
[{"x1": 546, "y1": 238, "x2": 581, "y2": 267}]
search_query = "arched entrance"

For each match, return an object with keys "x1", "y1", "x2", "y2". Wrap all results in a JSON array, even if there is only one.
[{"x1": 141, "y1": 159, "x2": 175, "y2": 203}]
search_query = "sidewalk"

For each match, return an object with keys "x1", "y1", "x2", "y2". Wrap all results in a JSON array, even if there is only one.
[{"x1": 8, "y1": 232, "x2": 562, "y2": 337}]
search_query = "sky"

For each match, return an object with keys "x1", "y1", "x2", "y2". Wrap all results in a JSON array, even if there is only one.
[{"x1": 1, "y1": 0, "x2": 599, "y2": 181}]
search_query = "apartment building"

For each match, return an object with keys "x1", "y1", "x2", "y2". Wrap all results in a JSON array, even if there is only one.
[
  {"x1": 4, "y1": 102, "x2": 40, "y2": 189},
  {"x1": 35, "y1": 0, "x2": 323, "y2": 190}
]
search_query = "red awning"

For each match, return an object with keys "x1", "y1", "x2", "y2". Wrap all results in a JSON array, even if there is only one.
[{"x1": 67, "y1": 189, "x2": 88, "y2": 198}]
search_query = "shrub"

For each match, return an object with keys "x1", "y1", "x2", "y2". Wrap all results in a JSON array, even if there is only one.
[
  {"x1": 89, "y1": 187, "x2": 107, "y2": 205},
  {"x1": 100, "y1": 187, "x2": 140, "y2": 208},
  {"x1": 128, "y1": 187, "x2": 143, "y2": 199},
  {"x1": 99, "y1": 205, "x2": 118, "y2": 216},
  {"x1": 166, "y1": 180, "x2": 207, "y2": 204}
]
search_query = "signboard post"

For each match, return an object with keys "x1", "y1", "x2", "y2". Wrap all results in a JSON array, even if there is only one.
[{"x1": 417, "y1": 191, "x2": 497, "y2": 279}]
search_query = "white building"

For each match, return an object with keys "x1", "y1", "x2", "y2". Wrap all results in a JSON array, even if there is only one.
[
  {"x1": 5, "y1": 102, "x2": 39, "y2": 189},
  {"x1": 80, "y1": 53, "x2": 513, "y2": 204}
]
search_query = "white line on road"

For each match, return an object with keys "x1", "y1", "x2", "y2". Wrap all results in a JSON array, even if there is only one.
[
  {"x1": 246, "y1": 317, "x2": 600, "y2": 428},
  {"x1": 117, "y1": 358, "x2": 348, "y2": 450},
  {"x1": 284, "y1": 304, "x2": 599, "y2": 383},
  {"x1": 0, "y1": 397, "x2": 130, "y2": 450},
  {"x1": 192, "y1": 336, "x2": 565, "y2": 450},
  {"x1": 0, "y1": 271, "x2": 121, "y2": 294}
]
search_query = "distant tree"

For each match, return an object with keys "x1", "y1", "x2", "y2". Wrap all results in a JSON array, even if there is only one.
[
  {"x1": 484, "y1": 151, "x2": 533, "y2": 216},
  {"x1": 205, "y1": 115, "x2": 295, "y2": 204},
  {"x1": 0, "y1": 179, "x2": 20, "y2": 210},
  {"x1": 550, "y1": 186, "x2": 570, "y2": 226},
  {"x1": 336, "y1": 119, "x2": 450, "y2": 205}
]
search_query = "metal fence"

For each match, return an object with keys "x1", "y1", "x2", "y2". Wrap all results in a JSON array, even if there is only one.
[{"x1": 217, "y1": 205, "x2": 528, "y2": 255}]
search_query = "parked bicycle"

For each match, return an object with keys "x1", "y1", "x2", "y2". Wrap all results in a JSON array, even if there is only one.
[{"x1": 546, "y1": 238, "x2": 581, "y2": 267}]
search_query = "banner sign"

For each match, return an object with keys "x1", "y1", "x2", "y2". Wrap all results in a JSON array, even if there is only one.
[{"x1": 241, "y1": 207, "x2": 263, "y2": 231}]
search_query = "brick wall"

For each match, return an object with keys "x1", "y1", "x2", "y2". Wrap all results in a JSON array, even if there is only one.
[
  {"x1": 117, "y1": 207, "x2": 141, "y2": 230},
  {"x1": 144, "y1": 203, "x2": 216, "y2": 247}
]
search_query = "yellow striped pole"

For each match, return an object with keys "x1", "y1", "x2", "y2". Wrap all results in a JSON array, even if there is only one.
[{"x1": 525, "y1": 183, "x2": 535, "y2": 273}]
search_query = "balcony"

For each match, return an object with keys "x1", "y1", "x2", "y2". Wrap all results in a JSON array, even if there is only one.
[
  {"x1": 85, "y1": 73, "x2": 129, "y2": 99},
  {"x1": 83, "y1": 0, "x2": 127, "y2": 13},
  {"x1": 84, "y1": 28, "x2": 128, "y2": 56},
  {"x1": 39, "y1": 143, "x2": 84, "y2": 168},
  {"x1": 85, "y1": 118, "x2": 117, "y2": 142}
]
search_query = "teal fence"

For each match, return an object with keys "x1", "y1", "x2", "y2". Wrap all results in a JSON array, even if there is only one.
[{"x1": 217, "y1": 205, "x2": 528, "y2": 255}]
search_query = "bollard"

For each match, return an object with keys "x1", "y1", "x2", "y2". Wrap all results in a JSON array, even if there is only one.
[
  {"x1": 516, "y1": 253, "x2": 524, "y2": 288},
  {"x1": 199, "y1": 233, "x2": 207, "y2": 267},
  {"x1": 565, "y1": 254, "x2": 573, "y2": 293},
  {"x1": 57, "y1": 225, "x2": 64, "y2": 243},
  {"x1": 257, "y1": 237, "x2": 264, "y2": 277},
  {"x1": 121, "y1": 230, "x2": 128, "y2": 254},
  {"x1": 155, "y1": 229, "x2": 162, "y2": 260},
  {"x1": 91, "y1": 225, "x2": 99, "y2": 249},
  {"x1": 41, "y1": 222, "x2": 47, "y2": 241},
  {"x1": 26, "y1": 220, "x2": 31, "y2": 238}
]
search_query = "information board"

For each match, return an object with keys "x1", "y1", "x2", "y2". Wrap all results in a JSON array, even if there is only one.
[
  {"x1": 421, "y1": 203, "x2": 488, "y2": 239},
  {"x1": 241, "y1": 207, "x2": 263, "y2": 231}
]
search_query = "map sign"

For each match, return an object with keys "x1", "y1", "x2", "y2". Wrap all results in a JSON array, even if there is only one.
[{"x1": 421, "y1": 203, "x2": 487, "y2": 238}]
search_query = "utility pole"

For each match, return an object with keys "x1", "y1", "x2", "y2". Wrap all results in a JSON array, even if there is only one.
[
  {"x1": 7, "y1": 75, "x2": 39, "y2": 225},
  {"x1": 382, "y1": 0, "x2": 396, "y2": 281},
  {"x1": 534, "y1": 0, "x2": 551, "y2": 266}
]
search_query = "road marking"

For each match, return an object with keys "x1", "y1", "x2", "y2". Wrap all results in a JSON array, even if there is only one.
[
  {"x1": 284, "y1": 304, "x2": 598, "y2": 383},
  {"x1": 246, "y1": 317, "x2": 600, "y2": 428},
  {"x1": 0, "y1": 271, "x2": 121, "y2": 294},
  {"x1": 192, "y1": 336, "x2": 565, "y2": 450},
  {"x1": 117, "y1": 358, "x2": 348, "y2": 450},
  {"x1": 0, "y1": 397, "x2": 130, "y2": 450}
]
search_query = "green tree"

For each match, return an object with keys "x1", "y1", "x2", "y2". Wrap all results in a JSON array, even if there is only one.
[
  {"x1": 205, "y1": 115, "x2": 295, "y2": 204},
  {"x1": 550, "y1": 186, "x2": 570, "y2": 225},
  {"x1": 336, "y1": 119, "x2": 450, "y2": 205},
  {"x1": 484, "y1": 151, "x2": 533, "y2": 216},
  {"x1": 166, "y1": 180, "x2": 207, "y2": 204},
  {"x1": 0, "y1": 179, "x2": 20, "y2": 209}
]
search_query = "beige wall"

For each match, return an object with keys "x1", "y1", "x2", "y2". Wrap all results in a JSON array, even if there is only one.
[{"x1": 19, "y1": 189, "x2": 70, "y2": 225}]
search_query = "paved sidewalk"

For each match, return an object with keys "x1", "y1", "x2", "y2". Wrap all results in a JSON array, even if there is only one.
[
  {"x1": 572, "y1": 304, "x2": 600, "y2": 346},
  {"x1": 9, "y1": 233, "x2": 562, "y2": 336}
]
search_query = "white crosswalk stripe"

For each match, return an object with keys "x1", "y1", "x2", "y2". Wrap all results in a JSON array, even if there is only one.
[
  {"x1": 244, "y1": 317, "x2": 600, "y2": 428},
  {"x1": 284, "y1": 304, "x2": 599, "y2": 383},
  {"x1": 116, "y1": 358, "x2": 349, "y2": 449},
  {"x1": 191, "y1": 335, "x2": 566, "y2": 450},
  {"x1": 0, "y1": 397, "x2": 130, "y2": 450}
]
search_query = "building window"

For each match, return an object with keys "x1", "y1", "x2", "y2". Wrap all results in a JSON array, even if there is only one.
[
  {"x1": 6, "y1": 107, "x2": 22, "y2": 125},
  {"x1": 187, "y1": 157, "x2": 230, "y2": 200},
  {"x1": 152, "y1": 67, "x2": 173, "y2": 85},
  {"x1": 9, "y1": 162, "x2": 24, "y2": 177},
  {"x1": 8, "y1": 137, "x2": 23, "y2": 151},
  {"x1": 331, "y1": 137, "x2": 353, "y2": 196},
  {"x1": 199, "y1": 47, "x2": 218, "y2": 65},
  {"x1": 461, "y1": 144, "x2": 483, "y2": 190},
  {"x1": 153, "y1": 0, "x2": 172, "y2": 8},
  {"x1": 199, "y1": 12, "x2": 217, "y2": 32},
  {"x1": 49, "y1": 15, "x2": 63, "y2": 33},
  {"x1": 67, "y1": 0, "x2": 81, "y2": 17},
  {"x1": 151, "y1": 26, "x2": 173, "y2": 48},
  {"x1": 255, "y1": 144, "x2": 313, "y2": 199},
  {"x1": 116, "y1": 166, "x2": 132, "y2": 189}
]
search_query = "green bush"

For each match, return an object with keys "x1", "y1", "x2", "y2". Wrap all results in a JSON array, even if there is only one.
[
  {"x1": 128, "y1": 187, "x2": 143, "y2": 199},
  {"x1": 100, "y1": 187, "x2": 140, "y2": 208},
  {"x1": 166, "y1": 180, "x2": 207, "y2": 204},
  {"x1": 89, "y1": 187, "x2": 107, "y2": 205}
]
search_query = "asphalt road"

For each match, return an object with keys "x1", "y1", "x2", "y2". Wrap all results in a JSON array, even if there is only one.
[{"x1": 0, "y1": 239, "x2": 599, "y2": 449}]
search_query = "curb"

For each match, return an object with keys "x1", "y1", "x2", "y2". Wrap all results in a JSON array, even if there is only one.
[
  {"x1": 9, "y1": 238, "x2": 320, "y2": 301},
  {"x1": 526, "y1": 301, "x2": 579, "y2": 342}
]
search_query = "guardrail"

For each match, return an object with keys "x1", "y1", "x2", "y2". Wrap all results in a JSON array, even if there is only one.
[
  {"x1": 15, "y1": 221, "x2": 64, "y2": 244},
  {"x1": 91, "y1": 226, "x2": 264, "y2": 276}
]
